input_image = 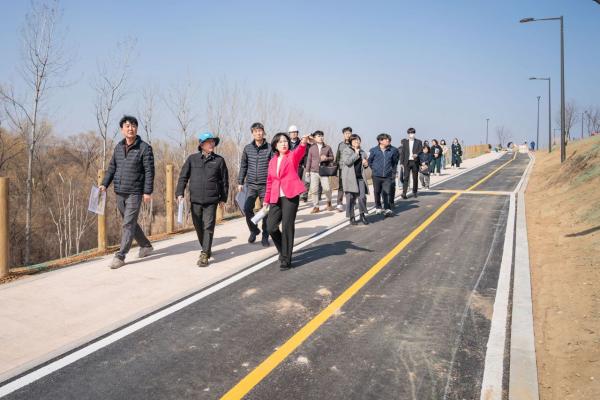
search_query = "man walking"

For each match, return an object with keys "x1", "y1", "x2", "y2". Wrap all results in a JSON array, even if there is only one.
[
  {"x1": 335, "y1": 127, "x2": 353, "y2": 212},
  {"x1": 176, "y1": 133, "x2": 228, "y2": 267},
  {"x1": 368, "y1": 133, "x2": 399, "y2": 217},
  {"x1": 238, "y1": 122, "x2": 272, "y2": 246},
  {"x1": 100, "y1": 115, "x2": 155, "y2": 269},
  {"x1": 400, "y1": 127, "x2": 423, "y2": 199},
  {"x1": 305, "y1": 130, "x2": 335, "y2": 213}
]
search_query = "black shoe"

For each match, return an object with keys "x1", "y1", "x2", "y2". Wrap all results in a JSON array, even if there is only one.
[
  {"x1": 349, "y1": 216, "x2": 358, "y2": 225},
  {"x1": 197, "y1": 252, "x2": 209, "y2": 267},
  {"x1": 279, "y1": 261, "x2": 292, "y2": 271},
  {"x1": 401, "y1": 194, "x2": 408, "y2": 200},
  {"x1": 360, "y1": 213, "x2": 370, "y2": 225},
  {"x1": 413, "y1": 192, "x2": 418, "y2": 198},
  {"x1": 248, "y1": 231, "x2": 259, "y2": 243},
  {"x1": 261, "y1": 236, "x2": 270, "y2": 247}
]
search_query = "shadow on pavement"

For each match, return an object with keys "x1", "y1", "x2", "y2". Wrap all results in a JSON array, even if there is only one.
[{"x1": 292, "y1": 240, "x2": 373, "y2": 269}]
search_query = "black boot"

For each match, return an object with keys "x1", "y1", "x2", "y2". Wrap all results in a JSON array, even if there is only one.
[
  {"x1": 360, "y1": 213, "x2": 369, "y2": 225},
  {"x1": 349, "y1": 216, "x2": 358, "y2": 225}
]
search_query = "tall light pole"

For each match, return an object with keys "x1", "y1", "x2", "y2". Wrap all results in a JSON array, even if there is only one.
[
  {"x1": 536, "y1": 96, "x2": 541, "y2": 150},
  {"x1": 485, "y1": 118, "x2": 490, "y2": 145},
  {"x1": 530, "y1": 77, "x2": 551, "y2": 153},
  {"x1": 521, "y1": 16, "x2": 566, "y2": 162}
]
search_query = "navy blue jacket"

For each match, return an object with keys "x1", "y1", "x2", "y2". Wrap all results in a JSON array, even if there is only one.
[{"x1": 368, "y1": 145, "x2": 399, "y2": 178}]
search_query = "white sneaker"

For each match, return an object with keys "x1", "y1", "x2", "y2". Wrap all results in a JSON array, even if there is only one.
[
  {"x1": 109, "y1": 257, "x2": 125, "y2": 269},
  {"x1": 375, "y1": 208, "x2": 383, "y2": 215},
  {"x1": 138, "y1": 246, "x2": 154, "y2": 258},
  {"x1": 336, "y1": 204, "x2": 344, "y2": 212},
  {"x1": 384, "y1": 209, "x2": 394, "y2": 217}
]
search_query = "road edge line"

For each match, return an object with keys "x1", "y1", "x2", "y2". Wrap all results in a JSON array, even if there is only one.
[{"x1": 508, "y1": 152, "x2": 539, "y2": 400}]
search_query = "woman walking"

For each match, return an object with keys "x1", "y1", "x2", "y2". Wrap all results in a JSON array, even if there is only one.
[
  {"x1": 418, "y1": 145, "x2": 432, "y2": 190},
  {"x1": 451, "y1": 138, "x2": 463, "y2": 168},
  {"x1": 440, "y1": 139, "x2": 449, "y2": 169},
  {"x1": 430, "y1": 139, "x2": 443, "y2": 176},
  {"x1": 341, "y1": 134, "x2": 370, "y2": 225},
  {"x1": 263, "y1": 132, "x2": 310, "y2": 270}
]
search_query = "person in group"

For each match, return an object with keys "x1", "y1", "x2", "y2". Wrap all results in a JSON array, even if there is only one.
[
  {"x1": 100, "y1": 115, "x2": 155, "y2": 270},
  {"x1": 176, "y1": 133, "x2": 229, "y2": 267},
  {"x1": 388, "y1": 136, "x2": 400, "y2": 208},
  {"x1": 400, "y1": 127, "x2": 423, "y2": 199},
  {"x1": 341, "y1": 134, "x2": 370, "y2": 225},
  {"x1": 368, "y1": 133, "x2": 399, "y2": 217},
  {"x1": 418, "y1": 145, "x2": 432, "y2": 190},
  {"x1": 440, "y1": 139, "x2": 449, "y2": 169},
  {"x1": 262, "y1": 132, "x2": 310, "y2": 270},
  {"x1": 335, "y1": 127, "x2": 353, "y2": 212},
  {"x1": 238, "y1": 122, "x2": 272, "y2": 247},
  {"x1": 423, "y1": 139, "x2": 430, "y2": 148},
  {"x1": 288, "y1": 125, "x2": 310, "y2": 202},
  {"x1": 305, "y1": 130, "x2": 334, "y2": 213},
  {"x1": 430, "y1": 139, "x2": 443, "y2": 176},
  {"x1": 451, "y1": 138, "x2": 463, "y2": 168}
]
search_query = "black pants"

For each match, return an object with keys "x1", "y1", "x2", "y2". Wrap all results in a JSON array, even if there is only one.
[
  {"x1": 267, "y1": 196, "x2": 300, "y2": 266},
  {"x1": 337, "y1": 171, "x2": 344, "y2": 205},
  {"x1": 390, "y1": 179, "x2": 396, "y2": 207},
  {"x1": 402, "y1": 160, "x2": 419, "y2": 195},
  {"x1": 298, "y1": 166, "x2": 309, "y2": 200},
  {"x1": 372, "y1": 176, "x2": 393, "y2": 210},
  {"x1": 244, "y1": 184, "x2": 268, "y2": 237},
  {"x1": 191, "y1": 202, "x2": 217, "y2": 257}
]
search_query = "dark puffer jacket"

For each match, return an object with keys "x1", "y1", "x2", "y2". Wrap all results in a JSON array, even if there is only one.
[
  {"x1": 102, "y1": 136, "x2": 155, "y2": 195},
  {"x1": 176, "y1": 152, "x2": 229, "y2": 205},
  {"x1": 238, "y1": 140, "x2": 272, "y2": 186}
]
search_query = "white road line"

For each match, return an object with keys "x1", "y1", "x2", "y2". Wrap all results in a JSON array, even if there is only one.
[
  {"x1": 480, "y1": 152, "x2": 535, "y2": 400},
  {"x1": 0, "y1": 153, "x2": 504, "y2": 398}
]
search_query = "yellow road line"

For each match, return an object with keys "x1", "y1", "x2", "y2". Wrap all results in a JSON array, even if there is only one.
[
  {"x1": 435, "y1": 190, "x2": 512, "y2": 196},
  {"x1": 465, "y1": 153, "x2": 516, "y2": 192},
  {"x1": 220, "y1": 155, "x2": 517, "y2": 400}
]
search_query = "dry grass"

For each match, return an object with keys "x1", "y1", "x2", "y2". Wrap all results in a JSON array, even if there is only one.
[{"x1": 527, "y1": 136, "x2": 600, "y2": 399}]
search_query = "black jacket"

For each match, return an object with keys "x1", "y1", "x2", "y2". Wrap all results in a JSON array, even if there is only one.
[
  {"x1": 176, "y1": 152, "x2": 229, "y2": 205},
  {"x1": 400, "y1": 138, "x2": 424, "y2": 166},
  {"x1": 238, "y1": 140, "x2": 272, "y2": 186},
  {"x1": 431, "y1": 144, "x2": 443, "y2": 159},
  {"x1": 102, "y1": 136, "x2": 155, "y2": 195}
]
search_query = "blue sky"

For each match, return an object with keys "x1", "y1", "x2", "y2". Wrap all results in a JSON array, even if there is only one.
[{"x1": 1, "y1": 0, "x2": 599, "y2": 149}]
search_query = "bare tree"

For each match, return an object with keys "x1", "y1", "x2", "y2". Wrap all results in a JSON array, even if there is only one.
[
  {"x1": 138, "y1": 84, "x2": 159, "y2": 145},
  {"x1": 0, "y1": 126, "x2": 24, "y2": 172},
  {"x1": 137, "y1": 84, "x2": 159, "y2": 234},
  {"x1": 92, "y1": 38, "x2": 136, "y2": 169},
  {"x1": 164, "y1": 77, "x2": 198, "y2": 164},
  {"x1": 584, "y1": 106, "x2": 600, "y2": 136},
  {"x1": 555, "y1": 100, "x2": 578, "y2": 141},
  {"x1": 495, "y1": 126, "x2": 511, "y2": 148},
  {"x1": 47, "y1": 173, "x2": 93, "y2": 257},
  {"x1": 0, "y1": 0, "x2": 70, "y2": 264}
]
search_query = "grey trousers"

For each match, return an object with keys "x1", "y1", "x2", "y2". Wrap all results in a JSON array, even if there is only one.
[
  {"x1": 345, "y1": 179, "x2": 368, "y2": 218},
  {"x1": 116, "y1": 193, "x2": 152, "y2": 260}
]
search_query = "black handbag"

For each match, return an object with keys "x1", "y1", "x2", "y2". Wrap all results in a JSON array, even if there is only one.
[{"x1": 319, "y1": 164, "x2": 338, "y2": 177}]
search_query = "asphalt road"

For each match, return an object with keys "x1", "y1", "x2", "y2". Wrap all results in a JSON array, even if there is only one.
[{"x1": 3, "y1": 153, "x2": 529, "y2": 400}]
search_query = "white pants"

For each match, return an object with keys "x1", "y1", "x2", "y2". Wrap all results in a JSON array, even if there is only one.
[{"x1": 309, "y1": 172, "x2": 332, "y2": 208}]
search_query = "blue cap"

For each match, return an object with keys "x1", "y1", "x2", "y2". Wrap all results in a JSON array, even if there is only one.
[{"x1": 198, "y1": 132, "x2": 220, "y2": 146}]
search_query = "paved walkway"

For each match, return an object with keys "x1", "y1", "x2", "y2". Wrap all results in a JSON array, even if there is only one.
[{"x1": 0, "y1": 152, "x2": 502, "y2": 383}]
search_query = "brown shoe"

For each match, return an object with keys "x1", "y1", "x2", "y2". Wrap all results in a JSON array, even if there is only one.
[
  {"x1": 310, "y1": 207, "x2": 320, "y2": 214},
  {"x1": 326, "y1": 202, "x2": 335, "y2": 212}
]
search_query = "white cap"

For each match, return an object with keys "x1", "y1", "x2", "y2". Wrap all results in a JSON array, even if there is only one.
[{"x1": 288, "y1": 125, "x2": 299, "y2": 133}]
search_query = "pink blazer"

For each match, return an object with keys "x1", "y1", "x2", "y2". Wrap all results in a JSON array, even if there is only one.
[{"x1": 264, "y1": 143, "x2": 307, "y2": 204}]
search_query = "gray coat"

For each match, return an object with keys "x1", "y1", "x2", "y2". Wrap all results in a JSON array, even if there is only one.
[{"x1": 340, "y1": 147, "x2": 369, "y2": 194}]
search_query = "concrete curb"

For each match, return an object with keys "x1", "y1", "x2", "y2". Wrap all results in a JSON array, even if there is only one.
[{"x1": 509, "y1": 152, "x2": 539, "y2": 399}]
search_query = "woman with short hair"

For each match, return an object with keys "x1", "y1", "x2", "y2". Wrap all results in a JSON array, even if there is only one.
[
  {"x1": 263, "y1": 132, "x2": 311, "y2": 270},
  {"x1": 341, "y1": 134, "x2": 370, "y2": 225}
]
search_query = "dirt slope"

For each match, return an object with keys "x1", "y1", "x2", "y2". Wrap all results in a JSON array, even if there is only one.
[{"x1": 526, "y1": 136, "x2": 600, "y2": 399}]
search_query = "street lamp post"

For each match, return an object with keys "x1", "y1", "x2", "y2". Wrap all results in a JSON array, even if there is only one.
[
  {"x1": 529, "y1": 77, "x2": 551, "y2": 152},
  {"x1": 486, "y1": 118, "x2": 490, "y2": 145},
  {"x1": 536, "y1": 96, "x2": 541, "y2": 150},
  {"x1": 521, "y1": 16, "x2": 566, "y2": 162}
]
